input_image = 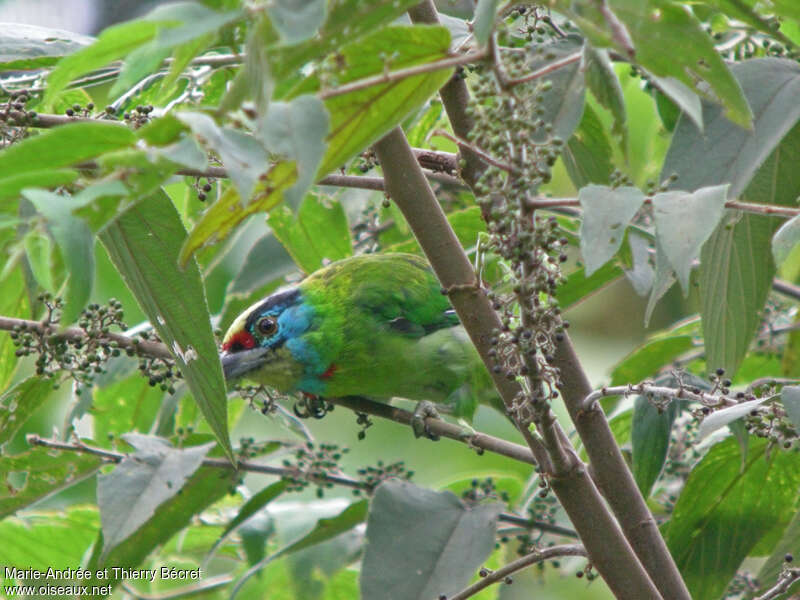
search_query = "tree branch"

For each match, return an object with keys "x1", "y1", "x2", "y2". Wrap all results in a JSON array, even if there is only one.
[
  {"x1": 449, "y1": 544, "x2": 587, "y2": 600},
  {"x1": 329, "y1": 396, "x2": 536, "y2": 465},
  {"x1": 373, "y1": 123, "x2": 661, "y2": 599}
]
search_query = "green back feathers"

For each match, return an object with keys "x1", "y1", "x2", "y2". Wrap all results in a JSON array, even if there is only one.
[{"x1": 300, "y1": 253, "x2": 457, "y2": 336}]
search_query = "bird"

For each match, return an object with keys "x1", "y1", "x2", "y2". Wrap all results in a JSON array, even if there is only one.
[{"x1": 219, "y1": 253, "x2": 499, "y2": 432}]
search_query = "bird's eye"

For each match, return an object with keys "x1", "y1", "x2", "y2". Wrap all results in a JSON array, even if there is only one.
[{"x1": 256, "y1": 316, "x2": 278, "y2": 336}]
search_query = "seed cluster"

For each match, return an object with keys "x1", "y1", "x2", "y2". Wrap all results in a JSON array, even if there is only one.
[
  {"x1": 281, "y1": 442, "x2": 349, "y2": 497},
  {"x1": 353, "y1": 460, "x2": 413, "y2": 496},
  {"x1": 11, "y1": 296, "x2": 128, "y2": 389},
  {"x1": 466, "y1": 46, "x2": 571, "y2": 421}
]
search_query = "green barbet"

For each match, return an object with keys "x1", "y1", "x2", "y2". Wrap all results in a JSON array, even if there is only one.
[{"x1": 220, "y1": 253, "x2": 499, "y2": 421}]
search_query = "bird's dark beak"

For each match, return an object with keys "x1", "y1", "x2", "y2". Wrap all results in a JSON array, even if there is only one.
[{"x1": 220, "y1": 347, "x2": 271, "y2": 381}]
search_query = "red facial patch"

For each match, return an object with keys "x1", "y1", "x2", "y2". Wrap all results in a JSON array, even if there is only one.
[
  {"x1": 222, "y1": 330, "x2": 256, "y2": 352},
  {"x1": 321, "y1": 364, "x2": 337, "y2": 379}
]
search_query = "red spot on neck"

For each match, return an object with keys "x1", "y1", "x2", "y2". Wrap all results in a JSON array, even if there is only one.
[
  {"x1": 222, "y1": 331, "x2": 256, "y2": 352},
  {"x1": 321, "y1": 364, "x2": 337, "y2": 379}
]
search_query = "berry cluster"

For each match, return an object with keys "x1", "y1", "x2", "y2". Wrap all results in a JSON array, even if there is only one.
[
  {"x1": 281, "y1": 442, "x2": 349, "y2": 497},
  {"x1": 11, "y1": 295, "x2": 127, "y2": 389},
  {"x1": 466, "y1": 46, "x2": 572, "y2": 420},
  {"x1": 353, "y1": 460, "x2": 413, "y2": 496}
]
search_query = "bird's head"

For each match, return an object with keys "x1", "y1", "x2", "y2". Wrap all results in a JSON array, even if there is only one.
[{"x1": 219, "y1": 287, "x2": 319, "y2": 391}]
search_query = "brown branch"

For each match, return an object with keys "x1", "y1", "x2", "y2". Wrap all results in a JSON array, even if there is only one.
[
  {"x1": 449, "y1": 544, "x2": 587, "y2": 600},
  {"x1": 773, "y1": 279, "x2": 800, "y2": 301},
  {"x1": 328, "y1": 396, "x2": 536, "y2": 465},
  {"x1": 408, "y1": 1, "x2": 486, "y2": 189}
]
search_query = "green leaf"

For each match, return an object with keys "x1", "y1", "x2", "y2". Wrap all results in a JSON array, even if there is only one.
[
  {"x1": 0, "y1": 268, "x2": 29, "y2": 389},
  {"x1": 360, "y1": 480, "x2": 502, "y2": 600},
  {"x1": 651, "y1": 74, "x2": 703, "y2": 133},
  {"x1": 780, "y1": 385, "x2": 800, "y2": 433},
  {"x1": 23, "y1": 229, "x2": 55, "y2": 293},
  {"x1": 0, "y1": 23, "x2": 92, "y2": 72},
  {"x1": 666, "y1": 437, "x2": 800, "y2": 600},
  {"x1": 268, "y1": 0, "x2": 424, "y2": 80},
  {"x1": 662, "y1": 59, "x2": 800, "y2": 199},
  {"x1": 531, "y1": 35, "x2": 586, "y2": 143},
  {"x1": 556, "y1": 262, "x2": 624, "y2": 310},
  {"x1": 0, "y1": 378, "x2": 54, "y2": 447},
  {"x1": 772, "y1": 214, "x2": 800, "y2": 266},
  {"x1": 473, "y1": 0, "x2": 500, "y2": 45},
  {"x1": 145, "y1": 1, "x2": 242, "y2": 46},
  {"x1": 180, "y1": 161, "x2": 298, "y2": 266},
  {"x1": 232, "y1": 499, "x2": 368, "y2": 597},
  {"x1": 663, "y1": 59, "x2": 800, "y2": 375},
  {"x1": 267, "y1": 194, "x2": 351, "y2": 273},
  {"x1": 267, "y1": 0, "x2": 327, "y2": 44},
  {"x1": 610, "y1": 0, "x2": 751, "y2": 128},
  {"x1": 24, "y1": 190, "x2": 95, "y2": 326},
  {"x1": 178, "y1": 111, "x2": 268, "y2": 202},
  {"x1": 0, "y1": 121, "x2": 134, "y2": 177},
  {"x1": 624, "y1": 230, "x2": 655, "y2": 296},
  {"x1": 111, "y1": 2, "x2": 243, "y2": 96},
  {"x1": 224, "y1": 481, "x2": 288, "y2": 539},
  {"x1": 99, "y1": 190, "x2": 233, "y2": 461},
  {"x1": 562, "y1": 103, "x2": 615, "y2": 188},
  {"x1": 651, "y1": 184, "x2": 729, "y2": 293},
  {"x1": 92, "y1": 374, "x2": 163, "y2": 445},
  {"x1": 317, "y1": 25, "x2": 453, "y2": 177},
  {"x1": 0, "y1": 507, "x2": 99, "y2": 571},
  {"x1": 583, "y1": 45, "x2": 626, "y2": 137},
  {"x1": 280, "y1": 499, "x2": 368, "y2": 557},
  {"x1": 0, "y1": 170, "x2": 78, "y2": 202},
  {"x1": 97, "y1": 434, "x2": 213, "y2": 557},
  {"x1": 578, "y1": 184, "x2": 645, "y2": 276},
  {"x1": 610, "y1": 336, "x2": 694, "y2": 386},
  {"x1": 631, "y1": 392, "x2": 679, "y2": 497},
  {"x1": 256, "y1": 95, "x2": 330, "y2": 204},
  {"x1": 43, "y1": 20, "x2": 162, "y2": 110},
  {"x1": 644, "y1": 237, "x2": 677, "y2": 327},
  {"x1": 0, "y1": 446, "x2": 101, "y2": 518},
  {"x1": 85, "y1": 463, "x2": 237, "y2": 593}
]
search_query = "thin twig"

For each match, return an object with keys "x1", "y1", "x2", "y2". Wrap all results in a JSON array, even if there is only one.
[
  {"x1": 754, "y1": 568, "x2": 800, "y2": 600},
  {"x1": 773, "y1": 279, "x2": 800, "y2": 301},
  {"x1": 449, "y1": 544, "x2": 587, "y2": 600},
  {"x1": 318, "y1": 50, "x2": 488, "y2": 100},
  {"x1": 0, "y1": 315, "x2": 173, "y2": 360},
  {"x1": 434, "y1": 129, "x2": 514, "y2": 172},
  {"x1": 26, "y1": 434, "x2": 367, "y2": 490},
  {"x1": 582, "y1": 382, "x2": 738, "y2": 412},
  {"x1": 505, "y1": 50, "x2": 582, "y2": 87},
  {"x1": 498, "y1": 512, "x2": 578, "y2": 538}
]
